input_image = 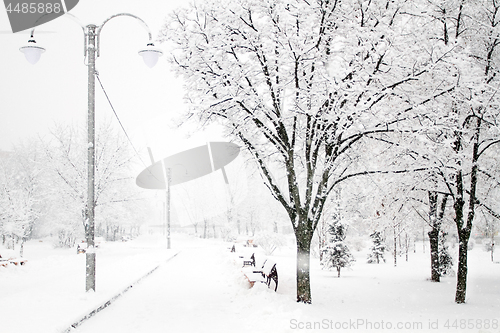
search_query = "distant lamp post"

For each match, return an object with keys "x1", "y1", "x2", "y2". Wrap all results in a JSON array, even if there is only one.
[{"x1": 20, "y1": 13, "x2": 162, "y2": 292}]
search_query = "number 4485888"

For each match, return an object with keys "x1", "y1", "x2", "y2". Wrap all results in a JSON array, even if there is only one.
[
  {"x1": 5, "y1": 3, "x2": 62, "y2": 14},
  {"x1": 444, "y1": 319, "x2": 498, "y2": 330}
]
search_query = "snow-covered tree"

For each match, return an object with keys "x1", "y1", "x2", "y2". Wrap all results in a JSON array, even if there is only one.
[
  {"x1": 438, "y1": 230, "x2": 454, "y2": 277},
  {"x1": 321, "y1": 220, "x2": 354, "y2": 277},
  {"x1": 478, "y1": 212, "x2": 498, "y2": 262},
  {"x1": 322, "y1": 242, "x2": 355, "y2": 277},
  {"x1": 0, "y1": 142, "x2": 45, "y2": 253},
  {"x1": 406, "y1": 0, "x2": 500, "y2": 303},
  {"x1": 367, "y1": 231, "x2": 386, "y2": 264},
  {"x1": 254, "y1": 231, "x2": 287, "y2": 255},
  {"x1": 41, "y1": 122, "x2": 148, "y2": 246},
  {"x1": 160, "y1": 0, "x2": 431, "y2": 304}
]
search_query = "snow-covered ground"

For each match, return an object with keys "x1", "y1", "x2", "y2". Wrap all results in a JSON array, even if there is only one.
[
  {"x1": 0, "y1": 235, "x2": 177, "y2": 333},
  {"x1": 1, "y1": 234, "x2": 499, "y2": 333}
]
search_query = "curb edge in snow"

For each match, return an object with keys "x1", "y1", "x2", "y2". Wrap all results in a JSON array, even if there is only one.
[{"x1": 62, "y1": 251, "x2": 180, "y2": 332}]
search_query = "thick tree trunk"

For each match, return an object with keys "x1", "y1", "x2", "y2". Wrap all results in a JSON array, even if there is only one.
[
  {"x1": 428, "y1": 191, "x2": 448, "y2": 282},
  {"x1": 452, "y1": 115, "x2": 480, "y2": 304},
  {"x1": 453, "y1": 167, "x2": 472, "y2": 304},
  {"x1": 455, "y1": 236, "x2": 469, "y2": 303},
  {"x1": 428, "y1": 229, "x2": 440, "y2": 282},
  {"x1": 296, "y1": 233, "x2": 313, "y2": 304}
]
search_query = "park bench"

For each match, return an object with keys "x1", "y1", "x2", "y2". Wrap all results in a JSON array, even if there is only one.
[
  {"x1": 242, "y1": 258, "x2": 278, "y2": 292},
  {"x1": 0, "y1": 254, "x2": 27, "y2": 267},
  {"x1": 0, "y1": 259, "x2": 8, "y2": 267},
  {"x1": 77, "y1": 242, "x2": 87, "y2": 254},
  {"x1": 241, "y1": 253, "x2": 255, "y2": 267},
  {"x1": 233, "y1": 237, "x2": 258, "y2": 249},
  {"x1": 8, "y1": 257, "x2": 27, "y2": 265}
]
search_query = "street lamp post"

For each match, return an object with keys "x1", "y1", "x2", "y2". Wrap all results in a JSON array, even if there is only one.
[
  {"x1": 86, "y1": 23, "x2": 97, "y2": 292},
  {"x1": 20, "y1": 13, "x2": 162, "y2": 292},
  {"x1": 147, "y1": 147, "x2": 171, "y2": 249}
]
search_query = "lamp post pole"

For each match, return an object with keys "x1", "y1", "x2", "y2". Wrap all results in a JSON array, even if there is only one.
[
  {"x1": 86, "y1": 24, "x2": 97, "y2": 292},
  {"x1": 149, "y1": 148, "x2": 171, "y2": 249},
  {"x1": 20, "y1": 14, "x2": 162, "y2": 293},
  {"x1": 166, "y1": 168, "x2": 171, "y2": 249}
]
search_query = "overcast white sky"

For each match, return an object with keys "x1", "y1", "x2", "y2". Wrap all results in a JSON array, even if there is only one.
[{"x1": 0, "y1": 0, "x2": 225, "y2": 160}]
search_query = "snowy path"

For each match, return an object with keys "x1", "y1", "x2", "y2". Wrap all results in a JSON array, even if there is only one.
[
  {"x1": 72, "y1": 243, "x2": 291, "y2": 333},
  {"x1": 68, "y1": 237, "x2": 500, "y2": 333},
  {"x1": 0, "y1": 236, "x2": 178, "y2": 333},
  {"x1": 3, "y1": 235, "x2": 499, "y2": 333}
]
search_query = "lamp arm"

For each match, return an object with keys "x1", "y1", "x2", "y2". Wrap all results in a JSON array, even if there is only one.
[
  {"x1": 29, "y1": 13, "x2": 86, "y2": 55},
  {"x1": 29, "y1": 12, "x2": 85, "y2": 37},
  {"x1": 96, "y1": 13, "x2": 153, "y2": 57}
]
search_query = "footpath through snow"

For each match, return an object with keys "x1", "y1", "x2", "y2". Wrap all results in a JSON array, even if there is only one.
[
  {"x1": 72, "y1": 235, "x2": 500, "y2": 333},
  {"x1": 0, "y1": 235, "x2": 178, "y2": 333},
  {"x1": 72, "y1": 243, "x2": 293, "y2": 333},
  {"x1": 1, "y1": 234, "x2": 499, "y2": 333}
]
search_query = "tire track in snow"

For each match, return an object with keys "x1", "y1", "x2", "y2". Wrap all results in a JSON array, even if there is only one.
[{"x1": 62, "y1": 251, "x2": 180, "y2": 333}]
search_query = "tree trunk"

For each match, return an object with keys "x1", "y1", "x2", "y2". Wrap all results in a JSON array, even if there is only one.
[
  {"x1": 492, "y1": 243, "x2": 495, "y2": 262},
  {"x1": 455, "y1": 235, "x2": 468, "y2": 303},
  {"x1": 428, "y1": 191, "x2": 440, "y2": 282},
  {"x1": 453, "y1": 117, "x2": 479, "y2": 304},
  {"x1": 422, "y1": 225, "x2": 426, "y2": 253},
  {"x1": 428, "y1": 191, "x2": 448, "y2": 282},
  {"x1": 296, "y1": 231, "x2": 313, "y2": 304},
  {"x1": 428, "y1": 229, "x2": 440, "y2": 282},
  {"x1": 393, "y1": 228, "x2": 397, "y2": 267},
  {"x1": 491, "y1": 231, "x2": 495, "y2": 262},
  {"x1": 337, "y1": 267, "x2": 341, "y2": 278},
  {"x1": 452, "y1": 166, "x2": 471, "y2": 304},
  {"x1": 405, "y1": 233, "x2": 409, "y2": 262}
]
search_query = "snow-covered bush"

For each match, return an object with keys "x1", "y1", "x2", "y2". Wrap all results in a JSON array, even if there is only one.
[
  {"x1": 348, "y1": 236, "x2": 366, "y2": 252},
  {"x1": 220, "y1": 226, "x2": 236, "y2": 242},
  {"x1": 253, "y1": 232, "x2": 286, "y2": 255},
  {"x1": 55, "y1": 228, "x2": 78, "y2": 248},
  {"x1": 484, "y1": 240, "x2": 494, "y2": 252}
]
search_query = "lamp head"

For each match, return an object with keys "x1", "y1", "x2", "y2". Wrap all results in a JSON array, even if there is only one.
[
  {"x1": 19, "y1": 39, "x2": 46, "y2": 65},
  {"x1": 138, "y1": 43, "x2": 163, "y2": 68}
]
